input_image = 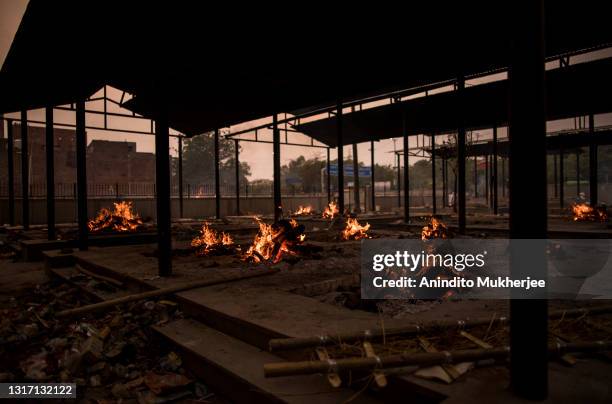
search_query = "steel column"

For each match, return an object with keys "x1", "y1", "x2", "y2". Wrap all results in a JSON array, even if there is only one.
[
  {"x1": 403, "y1": 116, "x2": 410, "y2": 223},
  {"x1": 431, "y1": 133, "x2": 436, "y2": 214},
  {"x1": 273, "y1": 115, "x2": 282, "y2": 221},
  {"x1": 214, "y1": 129, "x2": 221, "y2": 219},
  {"x1": 178, "y1": 137, "x2": 184, "y2": 218},
  {"x1": 336, "y1": 102, "x2": 344, "y2": 214},
  {"x1": 396, "y1": 154, "x2": 401, "y2": 208},
  {"x1": 553, "y1": 153, "x2": 558, "y2": 198},
  {"x1": 576, "y1": 151, "x2": 580, "y2": 196},
  {"x1": 155, "y1": 107, "x2": 172, "y2": 277},
  {"x1": 20, "y1": 110, "x2": 29, "y2": 230},
  {"x1": 559, "y1": 147, "x2": 565, "y2": 208},
  {"x1": 326, "y1": 147, "x2": 331, "y2": 202},
  {"x1": 485, "y1": 153, "x2": 489, "y2": 202},
  {"x1": 457, "y1": 76, "x2": 466, "y2": 234},
  {"x1": 7, "y1": 120, "x2": 15, "y2": 226},
  {"x1": 352, "y1": 143, "x2": 360, "y2": 213},
  {"x1": 370, "y1": 141, "x2": 375, "y2": 212},
  {"x1": 492, "y1": 126, "x2": 498, "y2": 214},
  {"x1": 474, "y1": 156, "x2": 478, "y2": 198},
  {"x1": 46, "y1": 107, "x2": 55, "y2": 240},
  {"x1": 75, "y1": 100, "x2": 88, "y2": 250},
  {"x1": 508, "y1": 1, "x2": 548, "y2": 398},
  {"x1": 234, "y1": 139, "x2": 240, "y2": 215},
  {"x1": 589, "y1": 114, "x2": 598, "y2": 205},
  {"x1": 442, "y1": 158, "x2": 447, "y2": 208}
]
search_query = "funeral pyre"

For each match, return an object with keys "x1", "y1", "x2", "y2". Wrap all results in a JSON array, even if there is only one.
[
  {"x1": 191, "y1": 223, "x2": 238, "y2": 256},
  {"x1": 88, "y1": 202, "x2": 144, "y2": 233},
  {"x1": 322, "y1": 201, "x2": 340, "y2": 219},
  {"x1": 341, "y1": 217, "x2": 371, "y2": 240},
  {"x1": 243, "y1": 219, "x2": 306, "y2": 264},
  {"x1": 572, "y1": 202, "x2": 608, "y2": 222}
]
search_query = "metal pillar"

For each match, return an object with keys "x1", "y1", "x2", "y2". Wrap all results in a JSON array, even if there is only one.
[
  {"x1": 155, "y1": 107, "x2": 172, "y2": 277},
  {"x1": 442, "y1": 158, "x2": 447, "y2": 208},
  {"x1": 7, "y1": 119, "x2": 15, "y2": 226},
  {"x1": 46, "y1": 107, "x2": 55, "y2": 240},
  {"x1": 508, "y1": 1, "x2": 548, "y2": 398},
  {"x1": 396, "y1": 153, "x2": 401, "y2": 208},
  {"x1": 352, "y1": 143, "x2": 360, "y2": 213},
  {"x1": 457, "y1": 76, "x2": 466, "y2": 234},
  {"x1": 431, "y1": 133, "x2": 436, "y2": 214},
  {"x1": 75, "y1": 100, "x2": 88, "y2": 250},
  {"x1": 502, "y1": 157, "x2": 506, "y2": 197},
  {"x1": 273, "y1": 114, "x2": 282, "y2": 221},
  {"x1": 553, "y1": 153, "x2": 558, "y2": 198},
  {"x1": 485, "y1": 153, "x2": 489, "y2": 202},
  {"x1": 576, "y1": 151, "x2": 580, "y2": 196},
  {"x1": 559, "y1": 147, "x2": 565, "y2": 208},
  {"x1": 20, "y1": 110, "x2": 29, "y2": 230},
  {"x1": 336, "y1": 102, "x2": 344, "y2": 214},
  {"x1": 589, "y1": 114, "x2": 598, "y2": 205},
  {"x1": 370, "y1": 141, "x2": 376, "y2": 212},
  {"x1": 214, "y1": 129, "x2": 221, "y2": 219},
  {"x1": 474, "y1": 156, "x2": 478, "y2": 198},
  {"x1": 403, "y1": 117, "x2": 410, "y2": 223},
  {"x1": 492, "y1": 126, "x2": 498, "y2": 214},
  {"x1": 178, "y1": 137, "x2": 184, "y2": 218},
  {"x1": 326, "y1": 147, "x2": 331, "y2": 202},
  {"x1": 234, "y1": 139, "x2": 240, "y2": 215}
]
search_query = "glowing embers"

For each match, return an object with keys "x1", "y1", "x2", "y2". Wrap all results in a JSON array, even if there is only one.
[
  {"x1": 88, "y1": 201, "x2": 144, "y2": 233},
  {"x1": 293, "y1": 205, "x2": 313, "y2": 216},
  {"x1": 421, "y1": 217, "x2": 450, "y2": 240},
  {"x1": 341, "y1": 217, "x2": 371, "y2": 241},
  {"x1": 243, "y1": 218, "x2": 306, "y2": 264},
  {"x1": 572, "y1": 203, "x2": 608, "y2": 222},
  {"x1": 191, "y1": 223, "x2": 238, "y2": 256},
  {"x1": 322, "y1": 201, "x2": 339, "y2": 219}
]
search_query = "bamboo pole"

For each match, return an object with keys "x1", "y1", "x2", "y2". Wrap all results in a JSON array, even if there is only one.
[
  {"x1": 269, "y1": 305, "x2": 612, "y2": 351},
  {"x1": 264, "y1": 340, "x2": 612, "y2": 378},
  {"x1": 57, "y1": 268, "x2": 279, "y2": 318}
]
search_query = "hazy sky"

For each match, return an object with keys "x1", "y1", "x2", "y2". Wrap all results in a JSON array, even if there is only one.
[{"x1": 1, "y1": 1, "x2": 607, "y2": 181}]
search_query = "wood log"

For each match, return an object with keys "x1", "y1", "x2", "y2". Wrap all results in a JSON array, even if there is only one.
[
  {"x1": 57, "y1": 268, "x2": 278, "y2": 318},
  {"x1": 264, "y1": 340, "x2": 612, "y2": 378},
  {"x1": 269, "y1": 305, "x2": 612, "y2": 351}
]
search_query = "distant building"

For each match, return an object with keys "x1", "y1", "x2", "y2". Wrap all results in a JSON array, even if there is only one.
[{"x1": 86, "y1": 139, "x2": 155, "y2": 184}]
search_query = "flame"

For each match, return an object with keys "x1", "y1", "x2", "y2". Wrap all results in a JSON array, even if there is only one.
[
  {"x1": 322, "y1": 201, "x2": 339, "y2": 219},
  {"x1": 294, "y1": 205, "x2": 313, "y2": 215},
  {"x1": 341, "y1": 217, "x2": 371, "y2": 240},
  {"x1": 191, "y1": 223, "x2": 234, "y2": 255},
  {"x1": 243, "y1": 218, "x2": 306, "y2": 263},
  {"x1": 572, "y1": 203, "x2": 608, "y2": 222},
  {"x1": 88, "y1": 201, "x2": 143, "y2": 233},
  {"x1": 421, "y1": 217, "x2": 449, "y2": 240}
]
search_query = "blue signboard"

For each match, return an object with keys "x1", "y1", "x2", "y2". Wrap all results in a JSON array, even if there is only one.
[{"x1": 327, "y1": 165, "x2": 371, "y2": 177}]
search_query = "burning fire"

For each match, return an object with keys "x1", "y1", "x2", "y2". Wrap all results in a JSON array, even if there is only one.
[
  {"x1": 243, "y1": 218, "x2": 306, "y2": 264},
  {"x1": 572, "y1": 203, "x2": 608, "y2": 222},
  {"x1": 191, "y1": 223, "x2": 236, "y2": 256},
  {"x1": 341, "y1": 217, "x2": 371, "y2": 240},
  {"x1": 421, "y1": 217, "x2": 449, "y2": 240},
  {"x1": 322, "y1": 201, "x2": 339, "y2": 219},
  {"x1": 88, "y1": 201, "x2": 144, "y2": 233},
  {"x1": 293, "y1": 205, "x2": 313, "y2": 215}
]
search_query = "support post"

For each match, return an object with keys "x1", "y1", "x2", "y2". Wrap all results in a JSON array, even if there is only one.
[
  {"x1": 576, "y1": 151, "x2": 580, "y2": 196},
  {"x1": 431, "y1": 133, "x2": 436, "y2": 214},
  {"x1": 352, "y1": 143, "x2": 360, "y2": 213},
  {"x1": 75, "y1": 100, "x2": 88, "y2": 250},
  {"x1": 589, "y1": 114, "x2": 598, "y2": 205},
  {"x1": 21, "y1": 110, "x2": 29, "y2": 230},
  {"x1": 7, "y1": 119, "x2": 15, "y2": 226},
  {"x1": 326, "y1": 147, "x2": 331, "y2": 202},
  {"x1": 553, "y1": 153, "x2": 558, "y2": 198},
  {"x1": 396, "y1": 153, "x2": 401, "y2": 208},
  {"x1": 559, "y1": 147, "x2": 565, "y2": 208},
  {"x1": 370, "y1": 141, "x2": 375, "y2": 212},
  {"x1": 155, "y1": 105, "x2": 172, "y2": 277},
  {"x1": 456, "y1": 76, "x2": 466, "y2": 234},
  {"x1": 336, "y1": 102, "x2": 344, "y2": 214},
  {"x1": 178, "y1": 137, "x2": 184, "y2": 218},
  {"x1": 508, "y1": 1, "x2": 548, "y2": 398},
  {"x1": 474, "y1": 156, "x2": 478, "y2": 198},
  {"x1": 485, "y1": 153, "x2": 489, "y2": 202},
  {"x1": 234, "y1": 139, "x2": 240, "y2": 215},
  {"x1": 403, "y1": 116, "x2": 410, "y2": 223},
  {"x1": 442, "y1": 158, "x2": 447, "y2": 208},
  {"x1": 492, "y1": 126, "x2": 498, "y2": 214},
  {"x1": 273, "y1": 114, "x2": 282, "y2": 221},
  {"x1": 46, "y1": 107, "x2": 56, "y2": 240},
  {"x1": 214, "y1": 129, "x2": 221, "y2": 219}
]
